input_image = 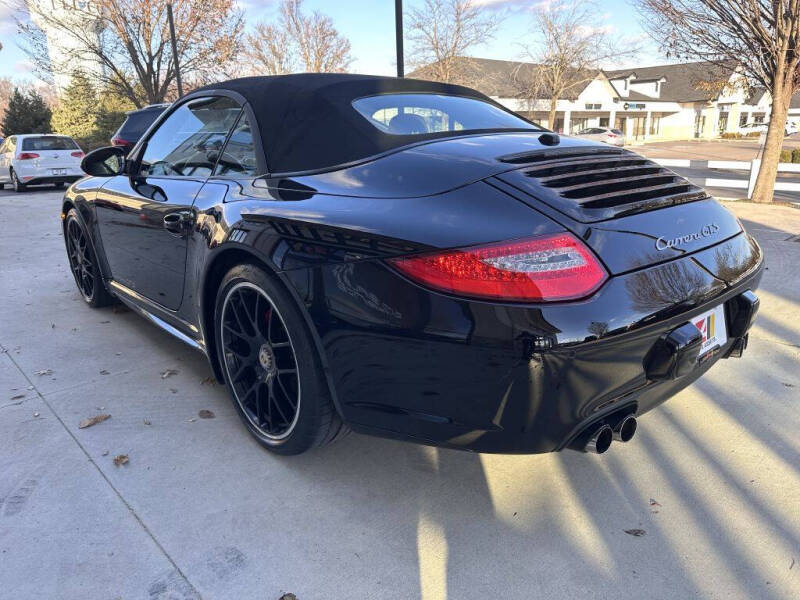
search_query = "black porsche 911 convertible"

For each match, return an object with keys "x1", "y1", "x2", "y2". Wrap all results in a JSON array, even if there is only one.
[{"x1": 63, "y1": 74, "x2": 762, "y2": 455}]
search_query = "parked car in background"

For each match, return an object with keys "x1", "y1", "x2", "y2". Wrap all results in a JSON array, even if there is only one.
[
  {"x1": 738, "y1": 122, "x2": 768, "y2": 135},
  {"x1": 574, "y1": 127, "x2": 625, "y2": 146},
  {"x1": 0, "y1": 134, "x2": 84, "y2": 192},
  {"x1": 110, "y1": 103, "x2": 169, "y2": 152}
]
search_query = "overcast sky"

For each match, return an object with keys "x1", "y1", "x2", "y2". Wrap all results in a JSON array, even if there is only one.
[{"x1": 0, "y1": 0, "x2": 666, "y2": 85}]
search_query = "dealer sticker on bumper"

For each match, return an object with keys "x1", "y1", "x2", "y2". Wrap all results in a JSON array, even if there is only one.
[{"x1": 693, "y1": 304, "x2": 727, "y2": 357}]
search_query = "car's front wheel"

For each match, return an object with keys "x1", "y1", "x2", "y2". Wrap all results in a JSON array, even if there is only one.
[
  {"x1": 64, "y1": 209, "x2": 113, "y2": 307},
  {"x1": 214, "y1": 264, "x2": 347, "y2": 455}
]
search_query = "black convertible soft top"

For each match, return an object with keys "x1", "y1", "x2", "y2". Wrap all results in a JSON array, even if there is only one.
[{"x1": 193, "y1": 73, "x2": 529, "y2": 174}]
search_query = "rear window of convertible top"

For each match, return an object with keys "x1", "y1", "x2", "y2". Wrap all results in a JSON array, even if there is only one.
[{"x1": 352, "y1": 94, "x2": 540, "y2": 136}]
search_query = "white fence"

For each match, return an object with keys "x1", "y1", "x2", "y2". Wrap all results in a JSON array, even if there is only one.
[{"x1": 652, "y1": 158, "x2": 800, "y2": 197}]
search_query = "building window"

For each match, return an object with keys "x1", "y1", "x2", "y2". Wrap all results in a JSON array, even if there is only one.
[
  {"x1": 599, "y1": 117, "x2": 609, "y2": 127},
  {"x1": 624, "y1": 79, "x2": 628, "y2": 91},
  {"x1": 739, "y1": 113, "x2": 749, "y2": 127},
  {"x1": 571, "y1": 118, "x2": 589, "y2": 134},
  {"x1": 654, "y1": 81, "x2": 659, "y2": 93},
  {"x1": 584, "y1": 103, "x2": 601, "y2": 110},
  {"x1": 649, "y1": 115, "x2": 661, "y2": 136}
]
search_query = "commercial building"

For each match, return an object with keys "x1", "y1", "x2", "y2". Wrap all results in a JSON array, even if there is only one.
[{"x1": 412, "y1": 57, "x2": 798, "y2": 143}]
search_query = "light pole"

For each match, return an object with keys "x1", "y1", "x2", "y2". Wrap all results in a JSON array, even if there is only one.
[
  {"x1": 395, "y1": 0, "x2": 404, "y2": 77},
  {"x1": 167, "y1": 3, "x2": 183, "y2": 97}
]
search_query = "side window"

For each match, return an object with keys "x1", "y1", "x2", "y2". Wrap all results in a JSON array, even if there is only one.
[
  {"x1": 213, "y1": 112, "x2": 259, "y2": 177},
  {"x1": 138, "y1": 97, "x2": 242, "y2": 177}
]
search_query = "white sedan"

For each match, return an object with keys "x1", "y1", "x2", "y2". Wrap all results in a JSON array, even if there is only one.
[{"x1": 0, "y1": 134, "x2": 85, "y2": 192}]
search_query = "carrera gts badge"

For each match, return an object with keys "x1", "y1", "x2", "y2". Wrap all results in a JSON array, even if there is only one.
[{"x1": 656, "y1": 223, "x2": 719, "y2": 251}]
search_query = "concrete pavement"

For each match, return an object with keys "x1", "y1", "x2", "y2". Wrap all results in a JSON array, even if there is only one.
[{"x1": 1, "y1": 188, "x2": 799, "y2": 600}]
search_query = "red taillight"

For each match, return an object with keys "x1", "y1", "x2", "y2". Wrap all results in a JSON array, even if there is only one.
[
  {"x1": 389, "y1": 233, "x2": 608, "y2": 302},
  {"x1": 607, "y1": 133, "x2": 618, "y2": 138},
  {"x1": 71, "y1": 151, "x2": 85, "y2": 158},
  {"x1": 18, "y1": 152, "x2": 39, "y2": 160}
]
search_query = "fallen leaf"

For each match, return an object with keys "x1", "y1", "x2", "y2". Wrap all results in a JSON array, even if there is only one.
[
  {"x1": 198, "y1": 409, "x2": 215, "y2": 419},
  {"x1": 790, "y1": 557, "x2": 795, "y2": 570},
  {"x1": 278, "y1": 595, "x2": 298, "y2": 600},
  {"x1": 50, "y1": 323, "x2": 55, "y2": 328},
  {"x1": 201, "y1": 377, "x2": 216, "y2": 386},
  {"x1": 113, "y1": 454, "x2": 129, "y2": 467},
  {"x1": 100, "y1": 320, "x2": 111, "y2": 324},
  {"x1": 78, "y1": 414, "x2": 111, "y2": 429},
  {"x1": 783, "y1": 382, "x2": 795, "y2": 388},
  {"x1": 33, "y1": 412, "x2": 40, "y2": 418},
  {"x1": 169, "y1": 388, "x2": 178, "y2": 394},
  {"x1": 649, "y1": 498, "x2": 661, "y2": 507},
  {"x1": 35, "y1": 369, "x2": 53, "y2": 376},
  {"x1": 10, "y1": 394, "x2": 25, "y2": 400},
  {"x1": 102, "y1": 450, "x2": 109, "y2": 456},
  {"x1": 143, "y1": 419, "x2": 151, "y2": 426},
  {"x1": 161, "y1": 368, "x2": 179, "y2": 379},
  {"x1": 624, "y1": 529, "x2": 646, "y2": 537},
  {"x1": 188, "y1": 418, "x2": 196, "y2": 423},
  {"x1": 99, "y1": 369, "x2": 110, "y2": 375}
]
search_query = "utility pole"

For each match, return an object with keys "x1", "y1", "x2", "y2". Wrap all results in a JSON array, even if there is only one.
[
  {"x1": 395, "y1": 0, "x2": 404, "y2": 77},
  {"x1": 167, "y1": 3, "x2": 183, "y2": 97}
]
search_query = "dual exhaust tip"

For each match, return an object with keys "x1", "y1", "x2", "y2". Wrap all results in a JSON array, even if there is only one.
[{"x1": 580, "y1": 414, "x2": 637, "y2": 454}]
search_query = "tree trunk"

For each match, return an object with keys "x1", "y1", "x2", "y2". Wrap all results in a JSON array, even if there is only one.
[
  {"x1": 548, "y1": 97, "x2": 558, "y2": 132},
  {"x1": 751, "y1": 84, "x2": 792, "y2": 203}
]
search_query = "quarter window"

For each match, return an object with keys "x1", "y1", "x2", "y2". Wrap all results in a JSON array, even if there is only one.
[
  {"x1": 213, "y1": 113, "x2": 259, "y2": 177},
  {"x1": 138, "y1": 97, "x2": 242, "y2": 177}
]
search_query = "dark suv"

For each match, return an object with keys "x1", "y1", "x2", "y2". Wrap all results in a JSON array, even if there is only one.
[{"x1": 110, "y1": 104, "x2": 169, "y2": 152}]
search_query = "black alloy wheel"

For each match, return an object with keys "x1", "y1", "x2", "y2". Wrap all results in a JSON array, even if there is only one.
[
  {"x1": 11, "y1": 169, "x2": 25, "y2": 192},
  {"x1": 64, "y1": 209, "x2": 113, "y2": 307},
  {"x1": 221, "y1": 282, "x2": 301, "y2": 439},
  {"x1": 215, "y1": 264, "x2": 346, "y2": 454}
]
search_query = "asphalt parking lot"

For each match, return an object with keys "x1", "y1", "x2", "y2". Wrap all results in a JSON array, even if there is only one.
[{"x1": 1, "y1": 187, "x2": 799, "y2": 600}]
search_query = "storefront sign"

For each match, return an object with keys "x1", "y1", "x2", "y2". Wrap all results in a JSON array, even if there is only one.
[{"x1": 623, "y1": 102, "x2": 646, "y2": 110}]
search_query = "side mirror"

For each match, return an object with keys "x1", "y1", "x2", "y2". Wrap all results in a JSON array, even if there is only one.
[{"x1": 81, "y1": 146, "x2": 126, "y2": 176}]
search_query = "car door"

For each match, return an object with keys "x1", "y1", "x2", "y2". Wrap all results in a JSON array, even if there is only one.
[{"x1": 94, "y1": 96, "x2": 243, "y2": 310}]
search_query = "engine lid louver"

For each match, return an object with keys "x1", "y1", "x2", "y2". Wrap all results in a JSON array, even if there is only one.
[{"x1": 495, "y1": 147, "x2": 708, "y2": 223}]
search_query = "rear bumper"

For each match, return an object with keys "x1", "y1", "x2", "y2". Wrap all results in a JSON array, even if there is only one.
[
  {"x1": 19, "y1": 175, "x2": 82, "y2": 186},
  {"x1": 285, "y1": 232, "x2": 763, "y2": 454}
]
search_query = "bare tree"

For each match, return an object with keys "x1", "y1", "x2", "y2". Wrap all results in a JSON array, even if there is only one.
[
  {"x1": 522, "y1": 1, "x2": 638, "y2": 130},
  {"x1": 634, "y1": 0, "x2": 800, "y2": 203},
  {"x1": 406, "y1": 0, "x2": 498, "y2": 85},
  {"x1": 16, "y1": 0, "x2": 244, "y2": 107},
  {"x1": 244, "y1": 0, "x2": 352, "y2": 75}
]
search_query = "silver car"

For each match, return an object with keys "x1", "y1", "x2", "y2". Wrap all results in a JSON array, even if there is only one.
[{"x1": 574, "y1": 127, "x2": 625, "y2": 146}]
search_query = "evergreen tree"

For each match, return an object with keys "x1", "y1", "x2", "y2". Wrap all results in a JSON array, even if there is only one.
[
  {"x1": 51, "y1": 72, "x2": 99, "y2": 144},
  {"x1": 1, "y1": 88, "x2": 52, "y2": 136},
  {"x1": 95, "y1": 86, "x2": 136, "y2": 147}
]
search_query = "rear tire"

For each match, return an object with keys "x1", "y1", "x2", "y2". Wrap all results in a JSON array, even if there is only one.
[
  {"x1": 10, "y1": 169, "x2": 25, "y2": 192},
  {"x1": 64, "y1": 209, "x2": 114, "y2": 308},
  {"x1": 214, "y1": 263, "x2": 347, "y2": 455}
]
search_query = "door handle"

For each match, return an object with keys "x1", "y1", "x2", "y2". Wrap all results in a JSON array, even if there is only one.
[{"x1": 163, "y1": 210, "x2": 192, "y2": 235}]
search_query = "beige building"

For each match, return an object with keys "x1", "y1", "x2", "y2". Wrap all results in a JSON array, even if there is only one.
[{"x1": 413, "y1": 57, "x2": 796, "y2": 144}]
